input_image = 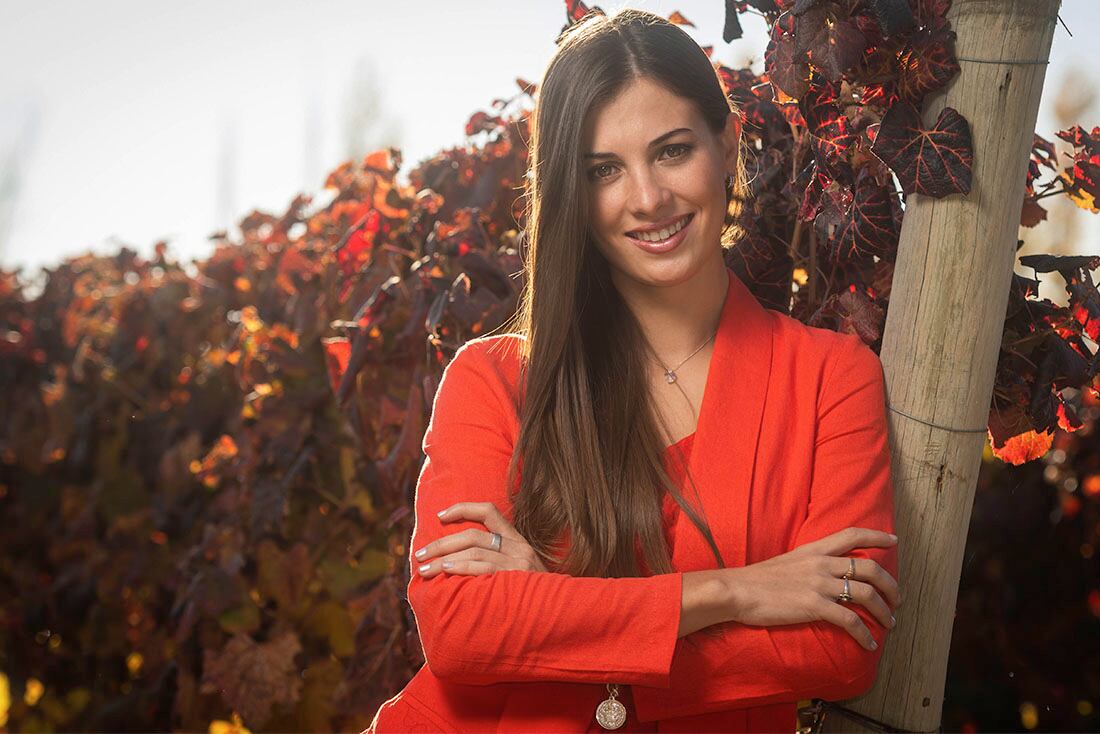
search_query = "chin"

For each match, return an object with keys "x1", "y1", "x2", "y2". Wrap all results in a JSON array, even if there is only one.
[{"x1": 613, "y1": 255, "x2": 698, "y2": 290}]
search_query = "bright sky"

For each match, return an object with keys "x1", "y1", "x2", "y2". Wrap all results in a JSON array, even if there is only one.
[{"x1": 0, "y1": 1, "x2": 1096, "y2": 279}]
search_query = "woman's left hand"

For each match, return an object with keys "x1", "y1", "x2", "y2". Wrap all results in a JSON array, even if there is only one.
[{"x1": 413, "y1": 501, "x2": 548, "y2": 577}]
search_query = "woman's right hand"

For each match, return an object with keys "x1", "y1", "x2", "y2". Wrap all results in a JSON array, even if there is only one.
[{"x1": 722, "y1": 527, "x2": 901, "y2": 650}]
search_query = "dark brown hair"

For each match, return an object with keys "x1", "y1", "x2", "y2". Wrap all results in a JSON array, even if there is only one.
[{"x1": 497, "y1": 8, "x2": 748, "y2": 582}]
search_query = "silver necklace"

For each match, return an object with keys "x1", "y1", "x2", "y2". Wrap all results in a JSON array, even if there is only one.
[{"x1": 650, "y1": 328, "x2": 718, "y2": 384}]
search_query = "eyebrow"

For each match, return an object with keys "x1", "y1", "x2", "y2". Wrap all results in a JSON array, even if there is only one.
[{"x1": 583, "y1": 127, "x2": 693, "y2": 160}]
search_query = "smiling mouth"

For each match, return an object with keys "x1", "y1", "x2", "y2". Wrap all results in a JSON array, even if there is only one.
[{"x1": 626, "y1": 214, "x2": 693, "y2": 243}]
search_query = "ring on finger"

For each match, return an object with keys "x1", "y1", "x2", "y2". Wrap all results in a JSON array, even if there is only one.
[
  {"x1": 842, "y1": 557, "x2": 856, "y2": 580},
  {"x1": 836, "y1": 577, "x2": 854, "y2": 603},
  {"x1": 489, "y1": 532, "x2": 502, "y2": 553}
]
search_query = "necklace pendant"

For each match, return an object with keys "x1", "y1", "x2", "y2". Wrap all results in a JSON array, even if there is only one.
[
  {"x1": 665, "y1": 370, "x2": 677, "y2": 384},
  {"x1": 595, "y1": 683, "x2": 627, "y2": 730}
]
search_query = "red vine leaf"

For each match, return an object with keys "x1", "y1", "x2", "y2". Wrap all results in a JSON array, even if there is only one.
[
  {"x1": 200, "y1": 632, "x2": 303, "y2": 728},
  {"x1": 667, "y1": 10, "x2": 695, "y2": 27},
  {"x1": 897, "y1": 18, "x2": 960, "y2": 101},
  {"x1": 795, "y1": 5, "x2": 867, "y2": 82},
  {"x1": 1056, "y1": 125, "x2": 1100, "y2": 213},
  {"x1": 803, "y1": 83, "x2": 856, "y2": 180},
  {"x1": 826, "y1": 170, "x2": 900, "y2": 260},
  {"x1": 871, "y1": 101, "x2": 973, "y2": 196},
  {"x1": 765, "y1": 28, "x2": 810, "y2": 99},
  {"x1": 906, "y1": 0, "x2": 951, "y2": 26},
  {"x1": 863, "y1": 0, "x2": 917, "y2": 38}
]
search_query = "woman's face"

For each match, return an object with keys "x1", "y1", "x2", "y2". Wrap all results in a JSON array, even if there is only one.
[{"x1": 581, "y1": 76, "x2": 740, "y2": 292}]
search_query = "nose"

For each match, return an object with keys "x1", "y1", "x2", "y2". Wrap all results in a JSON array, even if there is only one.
[{"x1": 627, "y1": 166, "x2": 673, "y2": 219}]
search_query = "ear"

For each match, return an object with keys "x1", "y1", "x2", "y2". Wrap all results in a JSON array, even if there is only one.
[{"x1": 721, "y1": 110, "x2": 742, "y2": 175}]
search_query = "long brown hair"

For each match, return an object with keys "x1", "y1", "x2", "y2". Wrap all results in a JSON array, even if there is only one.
[{"x1": 497, "y1": 8, "x2": 749, "y2": 581}]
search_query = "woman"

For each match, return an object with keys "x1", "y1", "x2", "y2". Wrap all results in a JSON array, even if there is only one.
[{"x1": 367, "y1": 8, "x2": 901, "y2": 733}]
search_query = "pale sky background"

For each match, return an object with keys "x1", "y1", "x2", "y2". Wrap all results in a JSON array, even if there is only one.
[{"x1": 0, "y1": 1, "x2": 1097, "y2": 284}]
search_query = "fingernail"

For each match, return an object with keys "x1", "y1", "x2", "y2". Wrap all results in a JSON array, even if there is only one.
[
  {"x1": 418, "y1": 563, "x2": 431, "y2": 574},
  {"x1": 889, "y1": 533, "x2": 898, "y2": 541},
  {"x1": 870, "y1": 640, "x2": 878, "y2": 650},
  {"x1": 890, "y1": 614, "x2": 896, "y2": 627},
  {"x1": 437, "y1": 509, "x2": 447, "y2": 518},
  {"x1": 414, "y1": 548, "x2": 426, "y2": 559},
  {"x1": 442, "y1": 561, "x2": 453, "y2": 570}
]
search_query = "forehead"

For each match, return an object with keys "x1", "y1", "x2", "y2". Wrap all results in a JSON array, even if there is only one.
[{"x1": 582, "y1": 77, "x2": 700, "y2": 151}]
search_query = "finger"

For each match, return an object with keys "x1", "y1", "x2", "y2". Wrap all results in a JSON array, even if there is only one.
[
  {"x1": 846, "y1": 579, "x2": 895, "y2": 631},
  {"x1": 417, "y1": 547, "x2": 510, "y2": 577},
  {"x1": 437, "y1": 502, "x2": 521, "y2": 539},
  {"x1": 811, "y1": 527, "x2": 897, "y2": 557},
  {"x1": 414, "y1": 527, "x2": 493, "y2": 562},
  {"x1": 438, "y1": 558, "x2": 499, "y2": 576},
  {"x1": 817, "y1": 598, "x2": 877, "y2": 651},
  {"x1": 815, "y1": 577, "x2": 893, "y2": 637},
  {"x1": 834, "y1": 557, "x2": 902, "y2": 610},
  {"x1": 867, "y1": 560, "x2": 902, "y2": 610}
]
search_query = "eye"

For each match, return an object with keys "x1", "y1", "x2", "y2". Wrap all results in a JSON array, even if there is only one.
[
  {"x1": 662, "y1": 143, "x2": 692, "y2": 159},
  {"x1": 586, "y1": 144, "x2": 692, "y2": 182},
  {"x1": 588, "y1": 163, "x2": 617, "y2": 181}
]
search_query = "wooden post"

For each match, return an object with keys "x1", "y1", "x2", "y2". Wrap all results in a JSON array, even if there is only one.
[{"x1": 823, "y1": 1, "x2": 1061, "y2": 732}]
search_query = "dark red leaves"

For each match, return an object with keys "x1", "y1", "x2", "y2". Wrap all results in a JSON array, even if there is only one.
[
  {"x1": 906, "y1": 0, "x2": 952, "y2": 26},
  {"x1": 988, "y1": 403, "x2": 1054, "y2": 466},
  {"x1": 807, "y1": 287, "x2": 886, "y2": 343},
  {"x1": 765, "y1": 26, "x2": 810, "y2": 99},
  {"x1": 667, "y1": 10, "x2": 694, "y2": 27},
  {"x1": 825, "y1": 171, "x2": 901, "y2": 260},
  {"x1": 200, "y1": 633, "x2": 303, "y2": 728},
  {"x1": 897, "y1": 19, "x2": 960, "y2": 101},
  {"x1": 802, "y1": 83, "x2": 856, "y2": 180},
  {"x1": 2, "y1": 5, "x2": 1098, "y2": 732},
  {"x1": 872, "y1": 101, "x2": 973, "y2": 197},
  {"x1": 1056, "y1": 125, "x2": 1100, "y2": 212},
  {"x1": 863, "y1": 0, "x2": 917, "y2": 38},
  {"x1": 795, "y1": 5, "x2": 867, "y2": 82}
]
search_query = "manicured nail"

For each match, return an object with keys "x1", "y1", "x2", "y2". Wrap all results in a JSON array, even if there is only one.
[
  {"x1": 442, "y1": 561, "x2": 454, "y2": 570},
  {"x1": 437, "y1": 509, "x2": 447, "y2": 517},
  {"x1": 889, "y1": 533, "x2": 897, "y2": 540},
  {"x1": 418, "y1": 563, "x2": 431, "y2": 574},
  {"x1": 414, "y1": 548, "x2": 426, "y2": 559},
  {"x1": 890, "y1": 614, "x2": 896, "y2": 627},
  {"x1": 870, "y1": 640, "x2": 878, "y2": 650}
]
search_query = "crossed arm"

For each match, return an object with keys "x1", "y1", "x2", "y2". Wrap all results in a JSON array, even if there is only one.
[{"x1": 405, "y1": 336, "x2": 897, "y2": 721}]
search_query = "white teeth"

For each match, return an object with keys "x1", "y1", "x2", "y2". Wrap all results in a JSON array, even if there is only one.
[{"x1": 630, "y1": 215, "x2": 689, "y2": 243}]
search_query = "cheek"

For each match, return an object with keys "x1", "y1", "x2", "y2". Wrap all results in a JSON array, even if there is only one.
[
  {"x1": 588, "y1": 188, "x2": 623, "y2": 241},
  {"x1": 674, "y1": 158, "x2": 722, "y2": 201}
]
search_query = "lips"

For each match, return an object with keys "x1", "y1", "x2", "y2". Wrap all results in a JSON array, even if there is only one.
[
  {"x1": 624, "y1": 213, "x2": 694, "y2": 254},
  {"x1": 624, "y1": 212, "x2": 690, "y2": 238}
]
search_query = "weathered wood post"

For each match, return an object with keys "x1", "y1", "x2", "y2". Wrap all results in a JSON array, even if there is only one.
[{"x1": 823, "y1": 1, "x2": 1062, "y2": 732}]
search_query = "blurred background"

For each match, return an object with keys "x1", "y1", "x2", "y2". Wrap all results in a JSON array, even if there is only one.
[
  {"x1": 1, "y1": 1, "x2": 1099, "y2": 732},
  {"x1": 1, "y1": 1, "x2": 1097, "y2": 284}
]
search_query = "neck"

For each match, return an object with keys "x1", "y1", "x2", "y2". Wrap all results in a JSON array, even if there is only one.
[{"x1": 611, "y1": 255, "x2": 729, "y2": 367}]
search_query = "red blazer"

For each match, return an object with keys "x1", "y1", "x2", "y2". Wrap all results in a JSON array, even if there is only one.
[{"x1": 367, "y1": 266, "x2": 898, "y2": 733}]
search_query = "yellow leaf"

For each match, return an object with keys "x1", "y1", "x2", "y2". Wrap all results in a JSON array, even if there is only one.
[
  {"x1": 0, "y1": 671, "x2": 10, "y2": 727},
  {"x1": 24, "y1": 677, "x2": 43, "y2": 706},
  {"x1": 209, "y1": 711, "x2": 252, "y2": 734},
  {"x1": 240, "y1": 306, "x2": 264, "y2": 333},
  {"x1": 303, "y1": 600, "x2": 355, "y2": 658}
]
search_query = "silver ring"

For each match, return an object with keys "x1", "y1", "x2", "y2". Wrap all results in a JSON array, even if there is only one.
[
  {"x1": 837, "y1": 578, "x2": 854, "y2": 603},
  {"x1": 842, "y1": 557, "x2": 856, "y2": 580},
  {"x1": 489, "y1": 532, "x2": 502, "y2": 553}
]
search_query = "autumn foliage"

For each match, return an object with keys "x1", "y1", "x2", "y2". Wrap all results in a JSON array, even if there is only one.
[{"x1": 0, "y1": 0, "x2": 1098, "y2": 731}]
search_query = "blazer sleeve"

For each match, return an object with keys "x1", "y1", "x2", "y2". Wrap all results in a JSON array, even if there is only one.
[
  {"x1": 633, "y1": 333, "x2": 898, "y2": 722},
  {"x1": 406, "y1": 339, "x2": 685, "y2": 686}
]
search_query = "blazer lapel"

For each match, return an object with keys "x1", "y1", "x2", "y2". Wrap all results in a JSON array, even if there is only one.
[{"x1": 673, "y1": 266, "x2": 774, "y2": 572}]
